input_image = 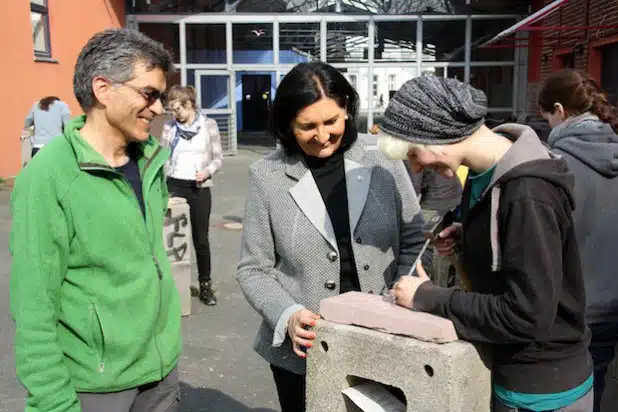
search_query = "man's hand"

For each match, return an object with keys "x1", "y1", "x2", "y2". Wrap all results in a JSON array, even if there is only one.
[
  {"x1": 287, "y1": 309, "x2": 321, "y2": 358},
  {"x1": 392, "y1": 262, "x2": 431, "y2": 309}
]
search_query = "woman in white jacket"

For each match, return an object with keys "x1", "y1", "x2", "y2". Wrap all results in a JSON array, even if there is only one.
[{"x1": 161, "y1": 85, "x2": 223, "y2": 305}]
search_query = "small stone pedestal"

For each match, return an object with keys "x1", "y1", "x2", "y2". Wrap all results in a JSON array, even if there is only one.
[
  {"x1": 306, "y1": 292, "x2": 491, "y2": 412},
  {"x1": 164, "y1": 197, "x2": 193, "y2": 317}
]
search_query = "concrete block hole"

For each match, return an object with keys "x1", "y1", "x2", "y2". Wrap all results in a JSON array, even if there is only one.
[{"x1": 344, "y1": 375, "x2": 407, "y2": 411}]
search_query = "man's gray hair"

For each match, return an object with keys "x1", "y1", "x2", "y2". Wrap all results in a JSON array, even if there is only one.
[{"x1": 73, "y1": 28, "x2": 174, "y2": 111}]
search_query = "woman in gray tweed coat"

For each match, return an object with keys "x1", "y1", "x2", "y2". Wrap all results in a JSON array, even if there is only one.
[{"x1": 236, "y1": 62, "x2": 428, "y2": 412}]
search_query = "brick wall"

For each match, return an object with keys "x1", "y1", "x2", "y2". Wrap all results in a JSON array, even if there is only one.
[{"x1": 527, "y1": 0, "x2": 618, "y2": 114}]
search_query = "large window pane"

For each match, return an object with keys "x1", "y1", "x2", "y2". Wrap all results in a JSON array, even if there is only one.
[
  {"x1": 444, "y1": 67, "x2": 464, "y2": 81},
  {"x1": 198, "y1": 75, "x2": 230, "y2": 110},
  {"x1": 30, "y1": 0, "x2": 50, "y2": 58},
  {"x1": 340, "y1": 68, "x2": 369, "y2": 109},
  {"x1": 372, "y1": 67, "x2": 419, "y2": 133},
  {"x1": 471, "y1": 19, "x2": 517, "y2": 62},
  {"x1": 139, "y1": 23, "x2": 180, "y2": 64},
  {"x1": 443, "y1": 66, "x2": 514, "y2": 111},
  {"x1": 371, "y1": 67, "x2": 418, "y2": 110},
  {"x1": 127, "y1": 0, "x2": 531, "y2": 14},
  {"x1": 186, "y1": 24, "x2": 226, "y2": 64},
  {"x1": 422, "y1": 20, "x2": 466, "y2": 62},
  {"x1": 31, "y1": 12, "x2": 49, "y2": 56},
  {"x1": 237, "y1": 0, "x2": 330, "y2": 12},
  {"x1": 375, "y1": 21, "x2": 418, "y2": 63},
  {"x1": 131, "y1": 0, "x2": 224, "y2": 13},
  {"x1": 185, "y1": 71, "x2": 230, "y2": 109},
  {"x1": 601, "y1": 42, "x2": 618, "y2": 106},
  {"x1": 339, "y1": 68, "x2": 369, "y2": 133},
  {"x1": 233, "y1": 23, "x2": 274, "y2": 64},
  {"x1": 279, "y1": 23, "x2": 320, "y2": 64},
  {"x1": 470, "y1": 66, "x2": 514, "y2": 109},
  {"x1": 327, "y1": 22, "x2": 369, "y2": 63}
]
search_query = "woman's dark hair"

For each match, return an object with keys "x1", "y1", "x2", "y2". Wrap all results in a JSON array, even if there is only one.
[
  {"x1": 539, "y1": 69, "x2": 618, "y2": 132},
  {"x1": 39, "y1": 96, "x2": 60, "y2": 111},
  {"x1": 269, "y1": 62, "x2": 360, "y2": 154}
]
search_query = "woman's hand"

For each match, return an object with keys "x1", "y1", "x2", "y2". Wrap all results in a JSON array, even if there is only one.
[
  {"x1": 392, "y1": 261, "x2": 431, "y2": 309},
  {"x1": 287, "y1": 309, "x2": 321, "y2": 358},
  {"x1": 195, "y1": 171, "x2": 208, "y2": 183},
  {"x1": 433, "y1": 223, "x2": 461, "y2": 256}
]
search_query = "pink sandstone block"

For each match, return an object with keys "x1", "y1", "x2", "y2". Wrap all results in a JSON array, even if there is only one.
[{"x1": 319, "y1": 291, "x2": 458, "y2": 343}]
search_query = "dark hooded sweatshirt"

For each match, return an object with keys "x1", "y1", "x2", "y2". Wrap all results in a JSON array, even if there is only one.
[
  {"x1": 548, "y1": 113, "x2": 618, "y2": 325},
  {"x1": 414, "y1": 124, "x2": 592, "y2": 395}
]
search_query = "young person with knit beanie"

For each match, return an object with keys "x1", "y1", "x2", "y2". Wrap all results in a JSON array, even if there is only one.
[{"x1": 380, "y1": 76, "x2": 593, "y2": 412}]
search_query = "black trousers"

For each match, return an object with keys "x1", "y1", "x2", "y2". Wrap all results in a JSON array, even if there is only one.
[
  {"x1": 270, "y1": 364, "x2": 306, "y2": 412},
  {"x1": 167, "y1": 178, "x2": 212, "y2": 283},
  {"x1": 589, "y1": 322, "x2": 618, "y2": 412}
]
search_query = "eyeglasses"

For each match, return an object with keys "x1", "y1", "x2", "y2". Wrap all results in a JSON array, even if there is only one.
[{"x1": 115, "y1": 81, "x2": 166, "y2": 107}]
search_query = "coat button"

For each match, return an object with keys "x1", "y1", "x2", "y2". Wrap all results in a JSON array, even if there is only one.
[
  {"x1": 363, "y1": 264, "x2": 370, "y2": 271},
  {"x1": 327, "y1": 251, "x2": 338, "y2": 262},
  {"x1": 325, "y1": 281, "x2": 337, "y2": 290},
  {"x1": 356, "y1": 237, "x2": 363, "y2": 244}
]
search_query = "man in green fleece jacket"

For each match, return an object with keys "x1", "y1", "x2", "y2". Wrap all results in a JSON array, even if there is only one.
[{"x1": 9, "y1": 29, "x2": 182, "y2": 412}]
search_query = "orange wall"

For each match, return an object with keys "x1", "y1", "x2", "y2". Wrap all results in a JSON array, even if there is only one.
[{"x1": 0, "y1": 0, "x2": 125, "y2": 178}]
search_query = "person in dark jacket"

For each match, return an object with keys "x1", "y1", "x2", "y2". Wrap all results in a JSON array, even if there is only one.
[
  {"x1": 539, "y1": 69, "x2": 618, "y2": 412},
  {"x1": 404, "y1": 162, "x2": 462, "y2": 212},
  {"x1": 379, "y1": 76, "x2": 593, "y2": 412}
]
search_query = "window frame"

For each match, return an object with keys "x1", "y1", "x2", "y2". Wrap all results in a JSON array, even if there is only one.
[
  {"x1": 372, "y1": 74, "x2": 379, "y2": 98},
  {"x1": 388, "y1": 74, "x2": 397, "y2": 91},
  {"x1": 31, "y1": 0, "x2": 52, "y2": 59}
]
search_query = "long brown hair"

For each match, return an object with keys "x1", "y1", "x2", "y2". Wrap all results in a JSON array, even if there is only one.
[
  {"x1": 39, "y1": 96, "x2": 60, "y2": 111},
  {"x1": 538, "y1": 69, "x2": 618, "y2": 132}
]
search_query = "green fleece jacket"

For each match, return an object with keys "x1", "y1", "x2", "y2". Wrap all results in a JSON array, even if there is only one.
[{"x1": 9, "y1": 115, "x2": 182, "y2": 412}]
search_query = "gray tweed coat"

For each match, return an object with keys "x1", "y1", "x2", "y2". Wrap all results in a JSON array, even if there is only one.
[{"x1": 236, "y1": 138, "x2": 427, "y2": 375}]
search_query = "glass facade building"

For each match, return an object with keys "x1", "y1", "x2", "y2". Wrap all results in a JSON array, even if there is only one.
[{"x1": 127, "y1": 0, "x2": 530, "y2": 154}]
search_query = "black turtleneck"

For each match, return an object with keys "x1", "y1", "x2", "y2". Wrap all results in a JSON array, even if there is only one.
[{"x1": 305, "y1": 150, "x2": 361, "y2": 294}]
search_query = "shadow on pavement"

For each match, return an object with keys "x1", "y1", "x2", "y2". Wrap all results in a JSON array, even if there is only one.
[{"x1": 180, "y1": 382, "x2": 278, "y2": 412}]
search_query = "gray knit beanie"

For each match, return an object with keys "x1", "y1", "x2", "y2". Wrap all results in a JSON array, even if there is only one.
[{"x1": 380, "y1": 76, "x2": 488, "y2": 144}]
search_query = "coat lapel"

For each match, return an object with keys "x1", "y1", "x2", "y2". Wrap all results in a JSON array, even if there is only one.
[
  {"x1": 287, "y1": 158, "x2": 339, "y2": 251},
  {"x1": 344, "y1": 141, "x2": 371, "y2": 235},
  {"x1": 286, "y1": 141, "x2": 372, "y2": 250},
  {"x1": 344, "y1": 160, "x2": 371, "y2": 235}
]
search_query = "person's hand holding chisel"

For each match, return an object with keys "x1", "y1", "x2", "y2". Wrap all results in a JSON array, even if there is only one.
[{"x1": 391, "y1": 222, "x2": 469, "y2": 309}]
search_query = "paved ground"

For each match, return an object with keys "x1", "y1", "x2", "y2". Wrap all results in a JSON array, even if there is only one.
[{"x1": 1, "y1": 146, "x2": 616, "y2": 411}]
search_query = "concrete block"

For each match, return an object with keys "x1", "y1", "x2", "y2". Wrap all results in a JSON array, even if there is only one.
[
  {"x1": 320, "y1": 292, "x2": 458, "y2": 343},
  {"x1": 307, "y1": 320, "x2": 491, "y2": 412},
  {"x1": 172, "y1": 261, "x2": 192, "y2": 317},
  {"x1": 165, "y1": 198, "x2": 193, "y2": 316},
  {"x1": 164, "y1": 198, "x2": 192, "y2": 264}
]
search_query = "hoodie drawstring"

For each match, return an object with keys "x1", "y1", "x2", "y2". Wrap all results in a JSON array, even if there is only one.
[{"x1": 490, "y1": 186, "x2": 502, "y2": 272}]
